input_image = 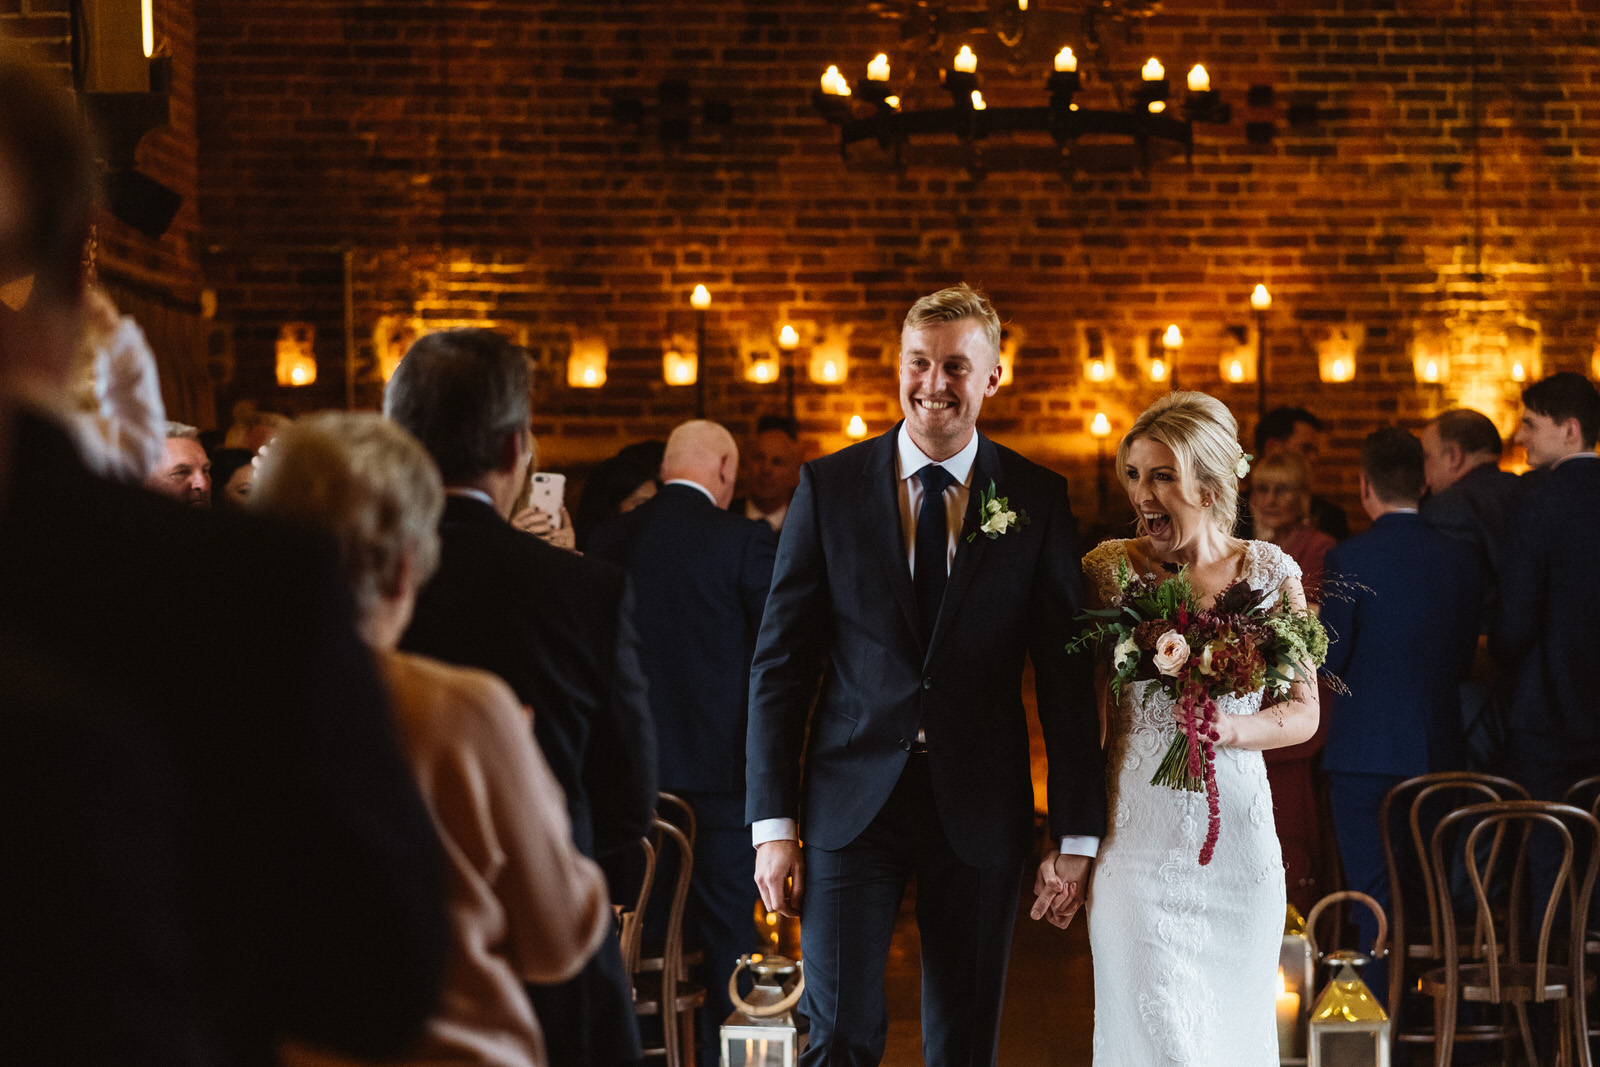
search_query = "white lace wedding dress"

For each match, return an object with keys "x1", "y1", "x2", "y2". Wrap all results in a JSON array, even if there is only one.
[{"x1": 1082, "y1": 539, "x2": 1293, "y2": 1067}]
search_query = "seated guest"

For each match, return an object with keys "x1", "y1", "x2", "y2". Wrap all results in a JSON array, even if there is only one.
[
  {"x1": 1250, "y1": 449, "x2": 1337, "y2": 912},
  {"x1": 589, "y1": 420, "x2": 778, "y2": 1067},
  {"x1": 388, "y1": 328, "x2": 656, "y2": 1067},
  {"x1": 144, "y1": 421, "x2": 212, "y2": 507},
  {"x1": 209, "y1": 446, "x2": 256, "y2": 509},
  {"x1": 0, "y1": 43, "x2": 446, "y2": 1062},
  {"x1": 1420, "y1": 408, "x2": 1519, "y2": 772},
  {"x1": 1494, "y1": 372, "x2": 1600, "y2": 938},
  {"x1": 1248, "y1": 451, "x2": 1334, "y2": 602},
  {"x1": 1321, "y1": 428, "x2": 1481, "y2": 999},
  {"x1": 734, "y1": 414, "x2": 803, "y2": 533},
  {"x1": 255, "y1": 413, "x2": 612, "y2": 1067},
  {"x1": 1239, "y1": 406, "x2": 1349, "y2": 540},
  {"x1": 573, "y1": 440, "x2": 664, "y2": 550}
]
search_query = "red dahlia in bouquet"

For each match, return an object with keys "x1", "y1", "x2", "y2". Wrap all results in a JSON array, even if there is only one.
[{"x1": 1068, "y1": 556, "x2": 1329, "y2": 865}]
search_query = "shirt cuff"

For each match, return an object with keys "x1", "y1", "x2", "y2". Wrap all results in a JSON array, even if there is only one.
[
  {"x1": 752, "y1": 817, "x2": 798, "y2": 847},
  {"x1": 1059, "y1": 835, "x2": 1100, "y2": 859}
]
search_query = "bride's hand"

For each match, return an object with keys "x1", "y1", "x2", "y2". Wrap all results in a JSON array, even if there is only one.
[
  {"x1": 1030, "y1": 850, "x2": 1093, "y2": 929},
  {"x1": 1167, "y1": 704, "x2": 1239, "y2": 748}
]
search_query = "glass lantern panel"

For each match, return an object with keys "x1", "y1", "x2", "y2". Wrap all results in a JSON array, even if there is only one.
[
  {"x1": 1311, "y1": 1028, "x2": 1385, "y2": 1067},
  {"x1": 723, "y1": 1033, "x2": 792, "y2": 1067}
]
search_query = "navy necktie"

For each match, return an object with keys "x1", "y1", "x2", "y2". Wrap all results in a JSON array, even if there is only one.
[{"x1": 914, "y1": 463, "x2": 956, "y2": 640}]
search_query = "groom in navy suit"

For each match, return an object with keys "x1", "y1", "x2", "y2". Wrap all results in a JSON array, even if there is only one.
[
  {"x1": 746, "y1": 285, "x2": 1104, "y2": 1066},
  {"x1": 1321, "y1": 428, "x2": 1481, "y2": 998}
]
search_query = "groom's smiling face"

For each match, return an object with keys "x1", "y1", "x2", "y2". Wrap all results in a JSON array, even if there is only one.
[{"x1": 899, "y1": 318, "x2": 1002, "y2": 460}]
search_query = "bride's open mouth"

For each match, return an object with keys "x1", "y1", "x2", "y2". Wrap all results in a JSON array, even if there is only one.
[{"x1": 1143, "y1": 511, "x2": 1172, "y2": 538}]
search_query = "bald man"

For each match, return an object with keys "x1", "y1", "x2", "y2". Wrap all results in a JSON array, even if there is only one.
[{"x1": 589, "y1": 420, "x2": 778, "y2": 1066}]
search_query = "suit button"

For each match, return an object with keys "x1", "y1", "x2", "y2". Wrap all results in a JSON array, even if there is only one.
[
  {"x1": 921, "y1": 677, "x2": 932, "y2": 690},
  {"x1": 899, "y1": 738, "x2": 912, "y2": 751}
]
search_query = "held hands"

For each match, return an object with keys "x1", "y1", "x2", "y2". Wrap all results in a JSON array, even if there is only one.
[
  {"x1": 511, "y1": 506, "x2": 576, "y2": 551},
  {"x1": 754, "y1": 839, "x2": 804, "y2": 918},
  {"x1": 1030, "y1": 850, "x2": 1093, "y2": 929}
]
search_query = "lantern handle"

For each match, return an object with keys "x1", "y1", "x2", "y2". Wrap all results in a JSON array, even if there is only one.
[
  {"x1": 1305, "y1": 890, "x2": 1388, "y2": 961},
  {"x1": 727, "y1": 955, "x2": 805, "y2": 1018}
]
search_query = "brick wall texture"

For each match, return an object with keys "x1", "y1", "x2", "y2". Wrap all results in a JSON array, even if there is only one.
[{"x1": 12, "y1": 0, "x2": 1600, "y2": 519}]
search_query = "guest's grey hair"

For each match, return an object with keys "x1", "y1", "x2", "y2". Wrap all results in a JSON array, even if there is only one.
[
  {"x1": 383, "y1": 328, "x2": 531, "y2": 484},
  {"x1": 164, "y1": 421, "x2": 200, "y2": 441}
]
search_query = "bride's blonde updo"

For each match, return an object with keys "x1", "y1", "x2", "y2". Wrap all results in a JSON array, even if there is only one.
[{"x1": 1116, "y1": 391, "x2": 1246, "y2": 536}]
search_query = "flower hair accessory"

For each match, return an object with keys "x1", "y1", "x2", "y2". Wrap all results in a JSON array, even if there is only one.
[{"x1": 1234, "y1": 450, "x2": 1253, "y2": 480}]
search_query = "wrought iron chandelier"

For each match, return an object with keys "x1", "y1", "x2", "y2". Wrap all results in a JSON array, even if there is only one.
[{"x1": 813, "y1": 1, "x2": 1231, "y2": 174}]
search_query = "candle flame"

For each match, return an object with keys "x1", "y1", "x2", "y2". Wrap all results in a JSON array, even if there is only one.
[
  {"x1": 1251, "y1": 283, "x2": 1272, "y2": 310},
  {"x1": 971, "y1": 90, "x2": 986, "y2": 110},
  {"x1": 1228, "y1": 359, "x2": 1245, "y2": 382},
  {"x1": 847, "y1": 415, "x2": 868, "y2": 438},
  {"x1": 954, "y1": 45, "x2": 977, "y2": 73},
  {"x1": 1054, "y1": 46, "x2": 1077, "y2": 73},
  {"x1": 778, "y1": 324, "x2": 799, "y2": 348},
  {"x1": 1142, "y1": 57, "x2": 1165, "y2": 81},
  {"x1": 1088, "y1": 358, "x2": 1107, "y2": 381},
  {"x1": 1150, "y1": 358, "x2": 1167, "y2": 382},
  {"x1": 867, "y1": 54, "x2": 890, "y2": 81},
  {"x1": 1091, "y1": 412, "x2": 1111, "y2": 437},
  {"x1": 1163, "y1": 324, "x2": 1183, "y2": 349},
  {"x1": 1187, "y1": 64, "x2": 1210, "y2": 93},
  {"x1": 691, "y1": 284, "x2": 711, "y2": 309}
]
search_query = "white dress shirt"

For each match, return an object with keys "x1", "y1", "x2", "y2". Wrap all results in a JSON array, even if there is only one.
[
  {"x1": 664, "y1": 478, "x2": 717, "y2": 505},
  {"x1": 744, "y1": 497, "x2": 788, "y2": 533},
  {"x1": 753, "y1": 426, "x2": 1098, "y2": 860}
]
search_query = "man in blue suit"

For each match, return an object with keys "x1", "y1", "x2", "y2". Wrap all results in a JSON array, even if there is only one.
[
  {"x1": 1322, "y1": 428, "x2": 1481, "y2": 997},
  {"x1": 589, "y1": 420, "x2": 778, "y2": 1067},
  {"x1": 1495, "y1": 372, "x2": 1600, "y2": 932}
]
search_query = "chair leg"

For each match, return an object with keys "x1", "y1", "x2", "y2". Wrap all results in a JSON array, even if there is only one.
[
  {"x1": 1559, "y1": 999, "x2": 1572, "y2": 1067},
  {"x1": 679, "y1": 1003, "x2": 695, "y2": 1067},
  {"x1": 1515, "y1": 1001, "x2": 1540, "y2": 1067},
  {"x1": 1434, "y1": 993, "x2": 1455, "y2": 1067}
]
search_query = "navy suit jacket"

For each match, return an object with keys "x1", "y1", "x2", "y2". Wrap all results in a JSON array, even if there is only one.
[
  {"x1": 1321, "y1": 512, "x2": 1481, "y2": 776},
  {"x1": 589, "y1": 483, "x2": 777, "y2": 797},
  {"x1": 745, "y1": 425, "x2": 1104, "y2": 869},
  {"x1": 1493, "y1": 455, "x2": 1600, "y2": 743},
  {"x1": 1420, "y1": 462, "x2": 1521, "y2": 633}
]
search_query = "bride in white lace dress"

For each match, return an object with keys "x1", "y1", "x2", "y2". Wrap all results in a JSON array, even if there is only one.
[{"x1": 1031, "y1": 393, "x2": 1320, "y2": 1067}]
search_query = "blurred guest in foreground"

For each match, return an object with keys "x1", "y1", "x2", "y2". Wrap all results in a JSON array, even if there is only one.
[
  {"x1": 1420, "y1": 407, "x2": 1518, "y2": 772},
  {"x1": 256, "y1": 413, "x2": 612, "y2": 1067},
  {"x1": 69, "y1": 285, "x2": 166, "y2": 482},
  {"x1": 590, "y1": 419, "x2": 777, "y2": 1066},
  {"x1": 0, "y1": 43, "x2": 446, "y2": 1064},
  {"x1": 573, "y1": 439, "x2": 663, "y2": 550},
  {"x1": 1495, "y1": 372, "x2": 1600, "y2": 937},
  {"x1": 145, "y1": 421, "x2": 212, "y2": 507},
  {"x1": 1321, "y1": 428, "x2": 1480, "y2": 999},
  {"x1": 734, "y1": 413, "x2": 803, "y2": 533},
  {"x1": 1239, "y1": 406, "x2": 1349, "y2": 541},
  {"x1": 388, "y1": 327, "x2": 656, "y2": 1067},
  {"x1": 223, "y1": 407, "x2": 290, "y2": 454}
]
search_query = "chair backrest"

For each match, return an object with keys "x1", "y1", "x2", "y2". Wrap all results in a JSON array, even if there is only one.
[
  {"x1": 657, "y1": 791, "x2": 698, "y2": 850},
  {"x1": 618, "y1": 834, "x2": 658, "y2": 979},
  {"x1": 1381, "y1": 772, "x2": 1529, "y2": 955},
  {"x1": 1564, "y1": 776, "x2": 1600, "y2": 821},
  {"x1": 651, "y1": 816, "x2": 694, "y2": 1063},
  {"x1": 1430, "y1": 800, "x2": 1600, "y2": 1003}
]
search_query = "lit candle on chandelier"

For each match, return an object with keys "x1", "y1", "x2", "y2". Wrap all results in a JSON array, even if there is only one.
[
  {"x1": 1187, "y1": 64, "x2": 1211, "y2": 92},
  {"x1": 1141, "y1": 57, "x2": 1165, "y2": 81},
  {"x1": 970, "y1": 90, "x2": 987, "y2": 111},
  {"x1": 954, "y1": 45, "x2": 977, "y2": 74},
  {"x1": 1054, "y1": 46, "x2": 1078, "y2": 73},
  {"x1": 867, "y1": 54, "x2": 890, "y2": 82}
]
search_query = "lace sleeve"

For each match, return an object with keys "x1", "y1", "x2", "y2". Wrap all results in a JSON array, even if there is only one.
[
  {"x1": 1081, "y1": 539, "x2": 1130, "y2": 607},
  {"x1": 1244, "y1": 540, "x2": 1302, "y2": 606}
]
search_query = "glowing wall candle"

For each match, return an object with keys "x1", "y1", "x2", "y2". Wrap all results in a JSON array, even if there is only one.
[
  {"x1": 867, "y1": 54, "x2": 889, "y2": 82},
  {"x1": 1055, "y1": 46, "x2": 1077, "y2": 73},
  {"x1": 954, "y1": 45, "x2": 977, "y2": 73},
  {"x1": 1187, "y1": 64, "x2": 1210, "y2": 92},
  {"x1": 1142, "y1": 57, "x2": 1165, "y2": 81}
]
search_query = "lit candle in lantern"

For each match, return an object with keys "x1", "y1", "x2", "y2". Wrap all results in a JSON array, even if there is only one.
[
  {"x1": 778, "y1": 324, "x2": 799, "y2": 349},
  {"x1": 1091, "y1": 412, "x2": 1111, "y2": 437},
  {"x1": 954, "y1": 45, "x2": 977, "y2": 74},
  {"x1": 141, "y1": 0, "x2": 154, "y2": 58},
  {"x1": 1332, "y1": 358, "x2": 1349, "y2": 380},
  {"x1": 1018, "y1": 0, "x2": 1028, "y2": 9},
  {"x1": 1142, "y1": 57, "x2": 1165, "y2": 81},
  {"x1": 1251, "y1": 283, "x2": 1272, "y2": 311},
  {"x1": 867, "y1": 54, "x2": 890, "y2": 82},
  {"x1": 1088, "y1": 358, "x2": 1108, "y2": 381},
  {"x1": 1187, "y1": 64, "x2": 1210, "y2": 92},
  {"x1": 691, "y1": 284, "x2": 711, "y2": 310},
  {"x1": 1163, "y1": 324, "x2": 1183, "y2": 349},
  {"x1": 821, "y1": 66, "x2": 843, "y2": 94},
  {"x1": 1148, "y1": 100, "x2": 1166, "y2": 113},
  {"x1": 885, "y1": 95, "x2": 901, "y2": 109},
  {"x1": 1423, "y1": 359, "x2": 1440, "y2": 382},
  {"x1": 1150, "y1": 358, "x2": 1168, "y2": 382},
  {"x1": 1054, "y1": 46, "x2": 1077, "y2": 73},
  {"x1": 847, "y1": 415, "x2": 868, "y2": 438},
  {"x1": 1510, "y1": 359, "x2": 1527, "y2": 382},
  {"x1": 971, "y1": 90, "x2": 987, "y2": 110},
  {"x1": 1226, "y1": 358, "x2": 1246, "y2": 382},
  {"x1": 663, "y1": 349, "x2": 697, "y2": 386},
  {"x1": 746, "y1": 357, "x2": 778, "y2": 384},
  {"x1": 567, "y1": 337, "x2": 608, "y2": 388},
  {"x1": 1276, "y1": 968, "x2": 1300, "y2": 1057}
]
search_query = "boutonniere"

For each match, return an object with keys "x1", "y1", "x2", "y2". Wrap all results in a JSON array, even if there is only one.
[{"x1": 967, "y1": 479, "x2": 1030, "y2": 542}]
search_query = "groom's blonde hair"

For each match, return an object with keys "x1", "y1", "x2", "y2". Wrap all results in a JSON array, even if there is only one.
[
  {"x1": 901, "y1": 283, "x2": 1002, "y2": 365},
  {"x1": 1117, "y1": 391, "x2": 1244, "y2": 536}
]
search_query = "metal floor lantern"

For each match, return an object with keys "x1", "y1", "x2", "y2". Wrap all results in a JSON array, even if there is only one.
[
  {"x1": 1305, "y1": 891, "x2": 1392, "y2": 1067},
  {"x1": 1280, "y1": 901, "x2": 1314, "y2": 1065},
  {"x1": 720, "y1": 954, "x2": 806, "y2": 1067}
]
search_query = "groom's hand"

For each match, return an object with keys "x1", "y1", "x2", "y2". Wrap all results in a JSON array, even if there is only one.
[
  {"x1": 755, "y1": 840, "x2": 804, "y2": 918},
  {"x1": 1030, "y1": 850, "x2": 1092, "y2": 929}
]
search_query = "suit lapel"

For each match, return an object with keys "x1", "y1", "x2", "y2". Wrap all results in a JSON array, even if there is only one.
[
  {"x1": 863, "y1": 425, "x2": 921, "y2": 642},
  {"x1": 926, "y1": 433, "x2": 1002, "y2": 662}
]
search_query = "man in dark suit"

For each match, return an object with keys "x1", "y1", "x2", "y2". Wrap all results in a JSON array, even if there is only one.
[
  {"x1": 0, "y1": 47, "x2": 448, "y2": 1063},
  {"x1": 747, "y1": 285, "x2": 1104, "y2": 1067},
  {"x1": 1238, "y1": 406, "x2": 1350, "y2": 541},
  {"x1": 590, "y1": 419, "x2": 778, "y2": 1067},
  {"x1": 1420, "y1": 408, "x2": 1522, "y2": 772},
  {"x1": 1321, "y1": 428, "x2": 1481, "y2": 998},
  {"x1": 387, "y1": 329, "x2": 657, "y2": 1067},
  {"x1": 732, "y1": 413, "x2": 804, "y2": 533},
  {"x1": 1495, "y1": 372, "x2": 1600, "y2": 931}
]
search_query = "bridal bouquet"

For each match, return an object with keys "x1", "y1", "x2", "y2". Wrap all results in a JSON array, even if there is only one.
[{"x1": 1068, "y1": 556, "x2": 1330, "y2": 865}]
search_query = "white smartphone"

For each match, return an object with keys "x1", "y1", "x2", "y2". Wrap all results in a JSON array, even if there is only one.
[{"x1": 527, "y1": 472, "x2": 566, "y2": 527}]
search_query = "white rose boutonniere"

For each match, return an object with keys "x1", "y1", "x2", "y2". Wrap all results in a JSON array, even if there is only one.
[
  {"x1": 1151, "y1": 630, "x2": 1191, "y2": 677},
  {"x1": 1234, "y1": 450, "x2": 1253, "y2": 479},
  {"x1": 967, "y1": 479, "x2": 1030, "y2": 543}
]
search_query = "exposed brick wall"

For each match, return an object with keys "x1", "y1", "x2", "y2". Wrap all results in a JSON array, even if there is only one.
[
  {"x1": 0, "y1": 0, "x2": 70, "y2": 69},
  {"x1": 194, "y1": 0, "x2": 1600, "y2": 520}
]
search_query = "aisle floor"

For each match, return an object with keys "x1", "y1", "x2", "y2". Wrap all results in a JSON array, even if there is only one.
[{"x1": 877, "y1": 878, "x2": 1096, "y2": 1067}]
